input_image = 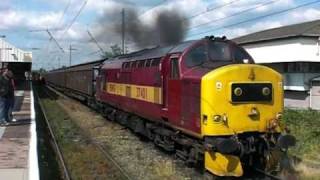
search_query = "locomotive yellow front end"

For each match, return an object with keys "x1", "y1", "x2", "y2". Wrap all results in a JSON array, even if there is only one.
[{"x1": 201, "y1": 64, "x2": 293, "y2": 177}]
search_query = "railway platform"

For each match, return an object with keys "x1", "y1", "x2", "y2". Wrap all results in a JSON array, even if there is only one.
[{"x1": 0, "y1": 82, "x2": 39, "y2": 180}]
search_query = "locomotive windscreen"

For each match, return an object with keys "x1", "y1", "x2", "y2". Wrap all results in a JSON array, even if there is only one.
[{"x1": 185, "y1": 40, "x2": 253, "y2": 68}]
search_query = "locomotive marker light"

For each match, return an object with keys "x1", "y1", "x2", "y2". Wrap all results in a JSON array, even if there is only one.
[
  {"x1": 213, "y1": 115, "x2": 222, "y2": 123},
  {"x1": 216, "y1": 82, "x2": 222, "y2": 91},
  {"x1": 262, "y1": 87, "x2": 271, "y2": 96},
  {"x1": 276, "y1": 112, "x2": 283, "y2": 120},
  {"x1": 233, "y1": 87, "x2": 243, "y2": 96}
]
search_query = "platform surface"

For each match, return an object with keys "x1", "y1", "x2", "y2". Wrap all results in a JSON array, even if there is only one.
[{"x1": 0, "y1": 83, "x2": 38, "y2": 180}]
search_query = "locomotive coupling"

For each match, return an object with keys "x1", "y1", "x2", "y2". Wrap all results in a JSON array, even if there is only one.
[
  {"x1": 277, "y1": 134, "x2": 296, "y2": 150},
  {"x1": 206, "y1": 137, "x2": 241, "y2": 155}
]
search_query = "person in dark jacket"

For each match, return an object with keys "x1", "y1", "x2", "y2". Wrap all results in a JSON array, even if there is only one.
[
  {"x1": 2, "y1": 69, "x2": 15, "y2": 123},
  {"x1": 0, "y1": 68, "x2": 10, "y2": 126}
]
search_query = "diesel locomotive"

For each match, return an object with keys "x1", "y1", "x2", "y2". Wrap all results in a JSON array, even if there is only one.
[{"x1": 45, "y1": 36, "x2": 295, "y2": 177}]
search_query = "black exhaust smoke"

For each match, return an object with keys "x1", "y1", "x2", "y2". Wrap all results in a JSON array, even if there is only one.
[{"x1": 98, "y1": 7, "x2": 189, "y2": 48}]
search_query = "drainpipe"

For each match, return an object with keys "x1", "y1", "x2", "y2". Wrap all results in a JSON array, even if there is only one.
[{"x1": 309, "y1": 84, "x2": 312, "y2": 109}]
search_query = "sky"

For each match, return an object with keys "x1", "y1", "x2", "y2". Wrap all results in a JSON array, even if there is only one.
[{"x1": 0, "y1": 0, "x2": 320, "y2": 70}]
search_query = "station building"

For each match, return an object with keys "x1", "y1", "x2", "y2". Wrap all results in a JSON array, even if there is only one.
[
  {"x1": 0, "y1": 38, "x2": 32, "y2": 83},
  {"x1": 233, "y1": 19, "x2": 320, "y2": 110}
]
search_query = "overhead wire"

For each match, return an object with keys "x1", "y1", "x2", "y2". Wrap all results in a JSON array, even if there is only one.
[
  {"x1": 138, "y1": 0, "x2": 167, "y2": 17},
  {"x1": 57, "y1": 0, "x2": 72, "y2": 28},
  {"x1": 45, "y1": 0, "x2": 88, "y2": 69},
  {"x1": 188, "y1": 0, "x2": 320, "y2": 38},
  {"x1": 187, "y1": 0, "x2": 281, "y2": 31},
  {"x1": 61, "y1": 0, "x2": 88, "y2": 40},
  {"x1": 183, "y1": 0, "x2": 242, "y2": 21}
]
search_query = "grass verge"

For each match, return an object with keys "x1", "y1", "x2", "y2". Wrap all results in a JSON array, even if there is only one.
[
  {"x1": 38, "y1": 87, "x2": 125, "y2": 180},
  {"x1": 283, "y1": 108, "x2": 320, "y2": 179}
]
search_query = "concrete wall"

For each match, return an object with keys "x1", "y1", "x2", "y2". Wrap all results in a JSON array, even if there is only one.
[
  {"x1": 311, "y1": 81, "x2": 320, "y2": 110},
  {"x1": 284, "y1": 91, "x2": 310, "y2": 109}
]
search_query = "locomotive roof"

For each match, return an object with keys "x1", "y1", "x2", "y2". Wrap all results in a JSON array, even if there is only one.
[{"x1": 105, "y1": 40, "x2": 197, "y2": 63}]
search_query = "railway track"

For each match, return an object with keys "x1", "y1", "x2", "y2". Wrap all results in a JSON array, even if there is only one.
[
  {"x1": 36, "y1": 86, "x2": 133, "y2": 180},
  {"x1": 35, "y1": 88, "x2": 71, "y2": 180},
  {"x1": 253, "y1": 168, "x2": 282, "y2": 180}
]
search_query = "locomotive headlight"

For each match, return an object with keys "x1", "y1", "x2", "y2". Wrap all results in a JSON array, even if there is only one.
[
  {"x1": 262, "y1": 87, "x2": 271, "y2": 96},
  {"x1": 213, "y1": 115, "x2": 221, "y2": 122},
  {"x1": 234, "y1": 87, "x2": 243, "y2": 96},
  {"x1": 276, "y1": 112, "x2": 283, "y2": 120}
]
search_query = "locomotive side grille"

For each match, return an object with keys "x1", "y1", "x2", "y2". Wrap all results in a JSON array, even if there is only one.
[{"x1": 231, "y1": 83, "x2": 272, "y2": 102}]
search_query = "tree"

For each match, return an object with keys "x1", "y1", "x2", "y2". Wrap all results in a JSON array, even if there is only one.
[
  {"x1": 101, "y1": 44, "x2": 123, "y2": 59},
  {"x1": 39, "y1": 68, "x2": 47, "y2": 74}
]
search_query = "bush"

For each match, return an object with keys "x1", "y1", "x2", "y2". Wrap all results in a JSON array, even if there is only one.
[{"x1": 283, "y1": 109, "x2": 320, "y2": 159}]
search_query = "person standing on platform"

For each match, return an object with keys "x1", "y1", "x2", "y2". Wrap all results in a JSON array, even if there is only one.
[
  {"x1": 4, "y1": 69, "x2": 16, "y2": 123},
  {"x1": 0, "y1": 68, "x2": 9, "y2": 126}
]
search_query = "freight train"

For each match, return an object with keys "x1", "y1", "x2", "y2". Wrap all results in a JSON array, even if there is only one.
[{"x1": 45, "y1": 36, "x2": 295, "y2": 177}]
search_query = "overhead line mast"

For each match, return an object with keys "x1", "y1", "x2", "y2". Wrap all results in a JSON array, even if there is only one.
[{"x1": 122, "y1": 8, "x2": 125, "y2": 55}]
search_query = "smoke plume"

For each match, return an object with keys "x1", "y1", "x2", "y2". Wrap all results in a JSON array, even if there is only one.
[{"x1": 97, "y1": 7, "x2": 189, "y2": 49}]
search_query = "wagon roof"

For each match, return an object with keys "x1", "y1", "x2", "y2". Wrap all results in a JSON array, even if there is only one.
[{"x1": 49, "y1": 59, "x2": 106, "y2": 73}]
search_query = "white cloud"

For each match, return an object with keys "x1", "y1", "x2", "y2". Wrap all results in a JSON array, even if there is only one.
[{"x1": 0, "y1": 9, "x2": 62, "y2": 30}]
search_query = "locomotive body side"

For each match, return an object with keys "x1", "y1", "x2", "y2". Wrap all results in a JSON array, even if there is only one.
[
  {"x1": 96, "y1": 41, "x2": 205, "y2": 136},
  {"x1": 96, "y1": 57, "x2": 164, "y2": 123}
]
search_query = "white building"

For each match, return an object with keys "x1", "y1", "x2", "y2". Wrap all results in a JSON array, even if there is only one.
[
  {"x1": 0, "y1": 38, "x2": 32, "y2": 63},
  {"x1": 0, "y1": 38, "x2": 32, "y2": 82},
  {"x1": 233, "y1": 19, "x2": 320, "y2": 109}
]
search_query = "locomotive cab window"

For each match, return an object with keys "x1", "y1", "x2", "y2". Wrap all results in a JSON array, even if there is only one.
[
  {"x1": 170, "y1": 58, "x2": 180, "y2": 79},
  {"x1": 208, "y1": 41, "x2": 231, "y2": 62},
  {"x1": 233, "y1": 47, "x2": 252, "y2": 63},
  {"x1": 185, "y1": 45, "x2": 207, "y2": 68}
]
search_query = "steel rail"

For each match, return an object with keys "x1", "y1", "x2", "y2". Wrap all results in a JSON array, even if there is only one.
[
  {"x1": 35, "y1": 88, "x2": 71, "y2": 180},
  {"x1": 253, "y1": 167, "x2": 283, "y2": 180},
  {"x1": 43, "y1": 86, "x2": 133, "y2": 180}
]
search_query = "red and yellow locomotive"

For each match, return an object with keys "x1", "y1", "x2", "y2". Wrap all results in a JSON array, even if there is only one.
[{"x1": 46, "y1": 36, "x2": 295, "y2": 177}]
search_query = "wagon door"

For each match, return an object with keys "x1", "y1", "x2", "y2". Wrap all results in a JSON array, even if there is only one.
[{"x1": 92, "y1": 66, "x2": 100, "y2": 96}]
